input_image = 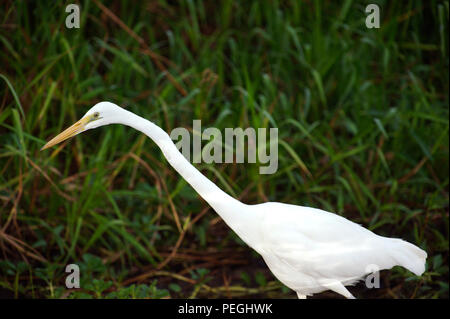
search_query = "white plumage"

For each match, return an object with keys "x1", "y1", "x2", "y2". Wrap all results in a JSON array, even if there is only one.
[
  {"x1": 42, "y1": 102, "x2": 427, "y2": 298},
  {"x1": 253, "y1": 203, "x2": 426, "y2": 298}
]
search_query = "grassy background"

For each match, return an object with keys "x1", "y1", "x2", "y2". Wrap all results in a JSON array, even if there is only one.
[{"x1": 0, "y1": 0, "x2": 448, "y2": 299}]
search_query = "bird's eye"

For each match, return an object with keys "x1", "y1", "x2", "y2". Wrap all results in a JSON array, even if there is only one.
[{"x1": 93, "y1": 112, "x2": 100, "y2": 119}]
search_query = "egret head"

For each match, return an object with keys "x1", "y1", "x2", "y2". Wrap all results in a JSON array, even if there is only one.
[{"x1": 41, "y1": 101, "x2": 121, "y2": 150}]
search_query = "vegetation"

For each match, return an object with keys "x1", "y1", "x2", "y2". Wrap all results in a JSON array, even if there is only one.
[{"x1": 0, "y1": 0, "x2": 448, "y2": 298}]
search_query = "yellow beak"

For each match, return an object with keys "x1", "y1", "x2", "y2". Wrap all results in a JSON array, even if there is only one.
[{"x1": 41, "y1": 116, "x2": 90, "y2": 151}]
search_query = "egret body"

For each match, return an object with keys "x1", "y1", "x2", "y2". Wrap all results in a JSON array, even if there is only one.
[{"x1": 42, "y1": 102, "x2": 427, "y2": 298}]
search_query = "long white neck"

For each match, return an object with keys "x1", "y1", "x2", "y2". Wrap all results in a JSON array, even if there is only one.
[{"x1": 116, "y1": 108, "x2": 259, "y2": 247}]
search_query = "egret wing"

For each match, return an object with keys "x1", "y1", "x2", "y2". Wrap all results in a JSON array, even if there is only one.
[{"x1": 258, "y1": 203, "x2": 395, "y2": 283}]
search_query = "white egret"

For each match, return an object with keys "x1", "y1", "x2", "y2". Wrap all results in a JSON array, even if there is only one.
[{"x1": 42, "y1": 102, "x2": 427, "y2": 298}]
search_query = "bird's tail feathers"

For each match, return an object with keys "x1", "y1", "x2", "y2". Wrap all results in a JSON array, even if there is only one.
[{"x1": 388, "y1": 238, "x2": 427, "y2": 276}]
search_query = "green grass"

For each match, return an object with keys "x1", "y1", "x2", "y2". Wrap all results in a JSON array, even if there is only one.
[{"x1": 0, "y1": 0, "x2": 448, "y2": 299}]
